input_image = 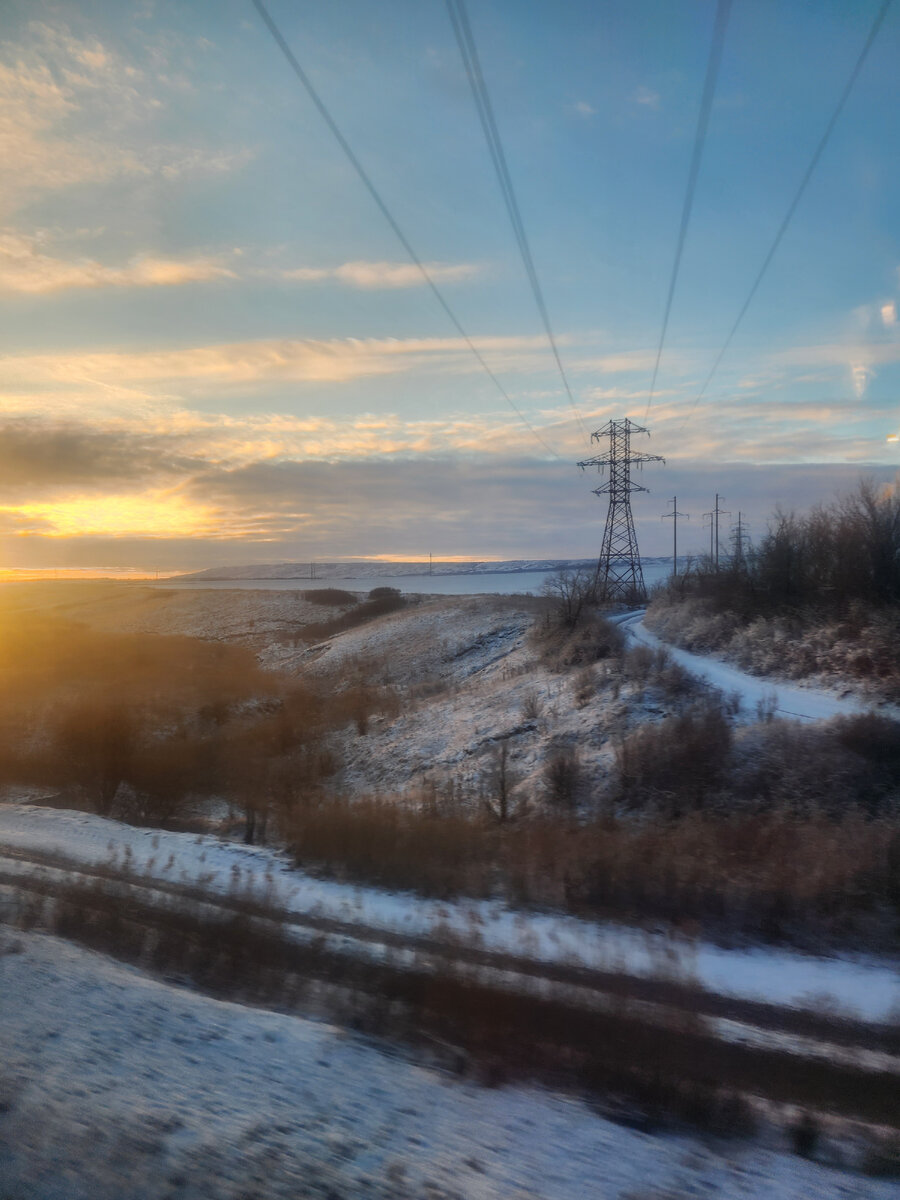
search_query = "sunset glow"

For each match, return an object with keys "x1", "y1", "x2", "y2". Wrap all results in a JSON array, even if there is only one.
[{"x1": 0, "y1": 2, "x2": 897, "y2": 572}]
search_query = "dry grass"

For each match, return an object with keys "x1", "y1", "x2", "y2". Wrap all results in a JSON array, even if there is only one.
[{"x1": 279, "y1": 794, "x2": 900, "y2": 951}]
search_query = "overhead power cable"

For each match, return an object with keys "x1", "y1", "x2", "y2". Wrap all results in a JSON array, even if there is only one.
[
  {"x1": 249, "y1": 0, "x2": 562, "y2": 460},
  {"x1": 684, "y1": 0, "x2": 893, "y2": 425},
  {"x1": 644, "y1": 0, "x2": 731, "y2": 418},
  {"x1": 446, "y1": 0, "x2": 589, "y2": 441}
]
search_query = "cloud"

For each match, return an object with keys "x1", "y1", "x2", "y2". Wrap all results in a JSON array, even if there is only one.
[
  {"x1": 0, "y1": 23, "x2": 250, "y2": 215},
  {"x1": 851, "y1": 364, "x2": 874, "y2": 398},
  {"x1": 0, "y1": 332, "x2": 561, "y2": 389},
  {"x1": 8, "y1": 454, "x2": 895, "y2": 568},
  {"x1": 0, "y1": 418, "x2": 199, "y2": 496},
  {"x1": 572, "y1": 100, "x2": 596, "y2": 117},
  {"x1": 775, "y1": 342, "x2": 900, "y2": 369},
  {"x1": 10, "y1": 491, "x2": 217, "y2": 539},
  {"x1": 275, "y1": 260, "x2": 481, "y2": 289},
  {"x1": 572, "y1": 349, "x2": 690, "y2": 375},
  {"x1": 632, "y1": 86, "x2": 660, "y2": 109},
  {"x1": 586, "y1": 386, "x2": 683, "y2": 401},
  {"x1": 0, "y1": 398, "x2": 896, "y2": 563},
  {"x1": 881, "y1": 302, "x2": 897, "y2": 327},
  {"x1": 0, "y1": 231, "x2": 235, "y2": 293}
]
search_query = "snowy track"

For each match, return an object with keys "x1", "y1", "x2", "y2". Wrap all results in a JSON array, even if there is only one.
[{"x1": 619, "y1": 610, "x2": 875, "y2": 722}]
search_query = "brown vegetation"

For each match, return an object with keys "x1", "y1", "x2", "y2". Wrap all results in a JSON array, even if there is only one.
[{"x1": 3, "y1": 588, "x2": 898, "y2": 952}]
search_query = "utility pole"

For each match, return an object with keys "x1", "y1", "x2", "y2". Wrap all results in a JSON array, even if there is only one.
[
  {"x1": 578, "y1": 418, "x2": 664, "y2": 601},
  {"x1": 661, "y1": 497, "x2": 689, "y2": 576},
  {"x1": 429, "y1": 551, "x2": 433, "y2": 577},
  {"x1": 713, "y1": 493, "x2": 730, "y2": 571}
]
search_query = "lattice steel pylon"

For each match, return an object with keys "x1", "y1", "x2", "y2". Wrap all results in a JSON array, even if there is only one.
[{"x1": 578, "y1": 419, "x2": 665, "y2": 602}]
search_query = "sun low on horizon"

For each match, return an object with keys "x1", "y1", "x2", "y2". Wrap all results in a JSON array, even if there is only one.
[{"x1": 1, "y1": 0, "x2": 898, "y2": 575}]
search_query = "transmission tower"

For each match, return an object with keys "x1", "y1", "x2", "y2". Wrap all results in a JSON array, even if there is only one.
[
  {"x1": 730, "y1": 511, "x2": 751, "y2": 567},
  {"x1": 713, "y1": 493, "x2": 730, "y2": 570},
  {"x1": 578, "y1": 419, "x2": 664, "y2": 601}
]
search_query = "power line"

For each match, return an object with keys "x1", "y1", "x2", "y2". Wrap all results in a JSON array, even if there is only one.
[
  {"x1": 644, "y1": 0, "x2": 731, "y2": 418},
  {"x1": 249, "y1": 0, "x2": 562, "y2": 460},
  {"x1": 446, "y1": 0, "x2": 588, "y2": 441},
  {"x1": 684, "y1": 0, "x2": 893, "y2": 425}
]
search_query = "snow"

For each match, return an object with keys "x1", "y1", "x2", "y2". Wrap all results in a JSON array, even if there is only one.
[
  {"x1": 2, "y1": 803, "x2": 898, "y2": 1023},
  {"x1": 621, "y1": 612, "x2": 873, "y2": 722},
  {"x1": 0, "y1": 929, "x2": 894, "y2": 1200}
]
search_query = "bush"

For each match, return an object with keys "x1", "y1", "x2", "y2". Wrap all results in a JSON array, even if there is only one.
[
  {"x1": 283, "y1": 796, "x2": 498, "y2": 898},
  {"x1": 540, "y1": 568, "x2": 597, "y2": 628},
  {"x1": 729, "y1": 715, "x2": 900, "y2": 817},
  {"x1": 299, "y1": 590, "x2": 406, "y2": 641},
  {"x1": 615, "y1": 702, "x2": 732, "y2": 814},
  {"x1": 544, "y1": 747, "x2": 580, "y2": 809},
  {"x1": 535, "y1": 609, "x2": 624, "y2": 668},
  {"x1": 301, "y1": 588, "x2": 358, "y2": 606}
]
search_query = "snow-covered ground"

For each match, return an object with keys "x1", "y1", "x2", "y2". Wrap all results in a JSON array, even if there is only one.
[
  {"x1": 621, "y1": 612, "x2": 877, "y2": 722},
  {"x1": 2, "y1": 804, "x2": 897, "y2": 1022},
  {"x1": 0, "y1": 929, "x2": 894, "y2": 1200}
]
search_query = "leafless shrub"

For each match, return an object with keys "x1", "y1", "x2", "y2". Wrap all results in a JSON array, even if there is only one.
[
  {"x1": 520, "y1": 687, "x2": 543, "y2": 721},
  {"x1": 482, "y1": 738, "x2": 519, "y2": 823},
  {"x1": 540, "y1": 567, "x2": 597, "y2": 628},
  {"x1": 730, "y1": 714, "x2": 900, "y2": 818},
  {"x1": 615, "y1": 702, "x2": 732, "y2": 814},
  {"x1": 534, "y1": 608, "x2": 625, "y2": 670},
  {"x1": 544, "y1": 746, "x2": 580, "y2": 810},
  {"x1": 573, "y1": 666, "x2": 596, "y2": 707}
]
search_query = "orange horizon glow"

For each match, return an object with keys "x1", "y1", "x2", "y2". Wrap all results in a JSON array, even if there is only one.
[{"x1": 0, "y1": 568, "x2": 188, "y2": 582}]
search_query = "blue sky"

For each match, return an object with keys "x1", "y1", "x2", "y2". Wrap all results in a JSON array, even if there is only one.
[{"x1": 0, "y1": 0, "x2": 897, "y2": 571}]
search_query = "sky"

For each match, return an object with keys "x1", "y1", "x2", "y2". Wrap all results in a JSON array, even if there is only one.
[{"x1": 1, "y1": 0, "x2": 898, "y2": 573}]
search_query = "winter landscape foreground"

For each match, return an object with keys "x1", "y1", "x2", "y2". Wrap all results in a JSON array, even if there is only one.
[{"x1": 1, "y1": 576, "x2": 899, "y2": 1198}]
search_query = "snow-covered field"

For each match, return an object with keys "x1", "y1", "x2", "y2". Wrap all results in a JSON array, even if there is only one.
[
  {"x1": 1, "y1": 928, "x2": 894, "y2": 1200},
  {"x1": 2, "y1": 804, "x2": 897, "y2": 1022}
]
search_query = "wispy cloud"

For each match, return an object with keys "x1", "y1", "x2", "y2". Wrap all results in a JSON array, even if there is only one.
[
  {"x1": 775, "y1": 341, "x2": 900, "y2": 369},
  {"x1": 0, "y1": 22, "x2": 250, "y2": 215},
  {"x1": 632, "y1": 86, "x2": 660, "y2": 109},
  {"x1": 572, "y1": 349, "x2": 691, "y2": 375},
  {"x1": 0, "y1": 231, "x2": 236, "y2": 293},
  {"x1": 0, "y1": 332, "x2": 563, "y2": 389},
  {"x1": 587, "y1": 386, "x2": 684, "y2": 401},
  {"x1": 275, "y1": 260, "x2": 482, "y2": 289},
  {"x1": 572, "y1": 100, "x2": 596, "y2": 118}
]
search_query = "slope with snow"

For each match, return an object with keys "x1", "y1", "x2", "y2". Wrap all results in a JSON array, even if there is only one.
[{"x1": 1, "y1": 804, "x2": 897, "y2": 1022}]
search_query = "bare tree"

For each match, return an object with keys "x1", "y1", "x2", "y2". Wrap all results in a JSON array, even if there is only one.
[
  {"x1": 483, "y1": 738, "x2": 517, "y2": 823},
  {"x1": 541, "y1": 568, "x2": 596, "y2": 628}
]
